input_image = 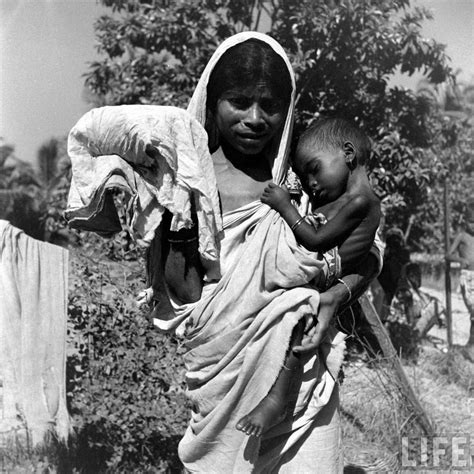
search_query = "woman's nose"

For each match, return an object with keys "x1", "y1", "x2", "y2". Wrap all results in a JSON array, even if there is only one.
[{"x1": 244, "y1": 104, "x2": 265, "y2": 128}]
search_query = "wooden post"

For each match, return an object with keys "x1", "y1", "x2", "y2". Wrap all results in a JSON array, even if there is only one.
[
  {"x1": 444, "y1": 179, "x2": 453, "y2": 349},
  {"x1": 359, "y1": 295, "x2": 435, "y2": 436}
]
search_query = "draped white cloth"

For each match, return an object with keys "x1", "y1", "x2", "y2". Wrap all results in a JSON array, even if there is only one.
[
  {"x1": 160, "y1": 202, "x2": 345, "y2": 473},
  {"x1": 0, "y1": 220, "x2": 70, "y2": 445},
  {"x1": 65, "y1": 105, "x2": 222, "y2": 263}
]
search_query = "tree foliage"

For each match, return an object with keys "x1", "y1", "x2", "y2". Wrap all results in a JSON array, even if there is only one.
[
  {"x1": 411, "y1": 78, "x2": 474, "y2": 250},
  {"x1": 85, "y1": 0, "x2": 267, "y2": 106},
  {"x1": 0, "y1": 142, "x2": 45, "y2": 240}
]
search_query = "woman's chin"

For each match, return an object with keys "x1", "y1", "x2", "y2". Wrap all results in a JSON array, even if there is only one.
[{"x1": 235, "y1": 141, "x2": 267, "y2": 156}]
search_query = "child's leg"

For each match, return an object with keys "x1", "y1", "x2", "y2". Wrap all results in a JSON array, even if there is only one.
[{"x1": 236, "y1": 320, "x2": 305, "y2": 437}]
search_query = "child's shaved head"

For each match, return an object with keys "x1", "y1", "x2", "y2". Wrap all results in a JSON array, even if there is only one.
[{"x1": 297, "y1": 118, "x2": 371, "y2": 165}]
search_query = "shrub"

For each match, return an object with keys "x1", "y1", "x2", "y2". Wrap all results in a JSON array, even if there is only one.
[{"x1": 66, "y1": 250, "x2": 189, "y2": 472}]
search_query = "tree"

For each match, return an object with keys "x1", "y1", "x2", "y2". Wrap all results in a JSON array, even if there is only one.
[
  {"x1": 38, "y1": 138, "x2": 60, "y2": 186},
  {"x1": 83, "y1": 0, "x2": 455, "y2": 250},
  {"x1": 412, "y1": 77, "x2": 474, "y2": 249},
  {"x1": 0, "y1": 136, "x2": 76, "y2": 244},
  {"x1": 0, "y1": 140, "x2": 45, "y2": 240}
]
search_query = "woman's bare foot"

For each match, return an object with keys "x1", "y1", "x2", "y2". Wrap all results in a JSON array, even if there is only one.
[{"x1": 235, "y1": 388, "x2": 287, "y2": 437}]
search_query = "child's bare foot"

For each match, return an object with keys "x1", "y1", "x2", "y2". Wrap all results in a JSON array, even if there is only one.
[
  {"x1": 235, "y1": 390, "x2": 286, "y2": 437},
  {"x1": 236, "y1": 322, "x2": 304, "y2": 437}
]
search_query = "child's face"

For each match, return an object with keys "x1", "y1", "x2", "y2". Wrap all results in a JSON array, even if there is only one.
[{"x1": 293, "y1": 145, "x2": 350, "y2": 205}]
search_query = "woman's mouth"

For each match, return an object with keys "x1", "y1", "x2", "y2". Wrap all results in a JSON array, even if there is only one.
[{"x1": 238, "y1": 133, "x2": 266, "y2": 142}]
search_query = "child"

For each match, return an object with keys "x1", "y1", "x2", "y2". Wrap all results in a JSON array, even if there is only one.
[
  {"x1": 262, "y1": 118, "x2": 381, "y2": 276},
  {"x1": 446, "y1": 200, "x2": 474, "y2": 344},
  {"x1": 236, "y1": 117, "x2": 381, "y2": 436},
  {"x1": 387, "y1": 262, "x2": 444, "y2": 338}
]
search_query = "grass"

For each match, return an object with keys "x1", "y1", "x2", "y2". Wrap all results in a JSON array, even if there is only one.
[
  {"x1": 6, "y1": 337, "x2": 470, "y2": 472},
  {"x1": 340, "y1": 342, "x2": 474, "y2": 472}
]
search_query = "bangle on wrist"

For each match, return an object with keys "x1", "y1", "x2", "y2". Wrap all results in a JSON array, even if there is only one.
[
  {"x1": 167, "y1": 226, "x2": 198, "y2": 244},
  {"x1": 290, "y1": 216, "x2": 306, "y2": 232},
  {"x1": 337, "y1": 278, "x2": 352, "y2": 304},
  {"x1": 168, "y1": 236, "x2": 198, "y2": 244}
]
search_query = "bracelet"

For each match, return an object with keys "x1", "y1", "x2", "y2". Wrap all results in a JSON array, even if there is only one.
[
  {"x1": 337, "y1": 278, "x2": 352, "y2": 304},
  {"x1": 167, "y1": 226, "x2": 198, "y2": 244},
  {"x1": 290, "y1": 216, "x2": 306, "y2": 232},
  {"x1": 168, "y1": 236, "x2": 198, "y2": 244}
]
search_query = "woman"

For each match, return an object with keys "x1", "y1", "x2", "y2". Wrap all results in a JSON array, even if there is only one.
[
  {"x1": 153, "y1": 32, "x2": 382, "y2": 473},
  {"x1": 66, "y1": 31, "x2": 381, "y2": 473}
]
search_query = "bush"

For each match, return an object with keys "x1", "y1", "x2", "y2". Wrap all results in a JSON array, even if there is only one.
[{"x1": 65, "y1": 250, "x2": 189, "y2": 472}]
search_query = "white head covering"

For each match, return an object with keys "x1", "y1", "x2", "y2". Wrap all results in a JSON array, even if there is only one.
[{"x1": 187, "y1": 31, "x2": 296, "y2": 186}]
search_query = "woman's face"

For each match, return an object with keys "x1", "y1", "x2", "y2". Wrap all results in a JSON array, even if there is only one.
[{"x1": 214, "y1": 83, "x2": 287, "y2": 156}]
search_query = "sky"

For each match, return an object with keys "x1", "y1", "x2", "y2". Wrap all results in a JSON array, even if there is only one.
[
  {"x1": 1, "y1": 0, "x2": 473, "y2": 168},
  {"x1": 0, "y1": 0, "x2": 106, "y2": 165}
]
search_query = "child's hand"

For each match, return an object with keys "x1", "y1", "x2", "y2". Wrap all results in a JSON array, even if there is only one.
[{"x1": 261, "y1": 183, "x2": 292, "y2": 212}]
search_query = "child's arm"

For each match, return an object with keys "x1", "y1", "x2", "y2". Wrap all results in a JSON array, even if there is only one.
[{"x1": 261, "y1": 182, "x2": 370, "y2": 252}]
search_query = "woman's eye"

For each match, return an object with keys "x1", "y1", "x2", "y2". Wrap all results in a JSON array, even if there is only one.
[
  {"x1": 261, "y1": 99, "x2": 282, "y2": 114},
  {"x1": 228, "y1": 98, "x2": 250, "y2": 109}
]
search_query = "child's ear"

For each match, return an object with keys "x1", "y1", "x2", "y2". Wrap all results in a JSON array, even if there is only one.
[{"x1": 343, "y1": 141, "x2": 356, "y2": 170}]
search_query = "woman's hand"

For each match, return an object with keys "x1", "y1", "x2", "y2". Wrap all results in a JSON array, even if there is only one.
[
  {"x1": 261, "y1": 182, "x2": 292, "y2": 213},
  {"x1": 292, "y1": 252, "x2": 381, "y2": 357}
]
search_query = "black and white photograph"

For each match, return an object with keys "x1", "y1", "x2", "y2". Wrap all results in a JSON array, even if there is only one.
[{"x1": 1, "y1": 0, "x2": 473, "y2": 472}]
